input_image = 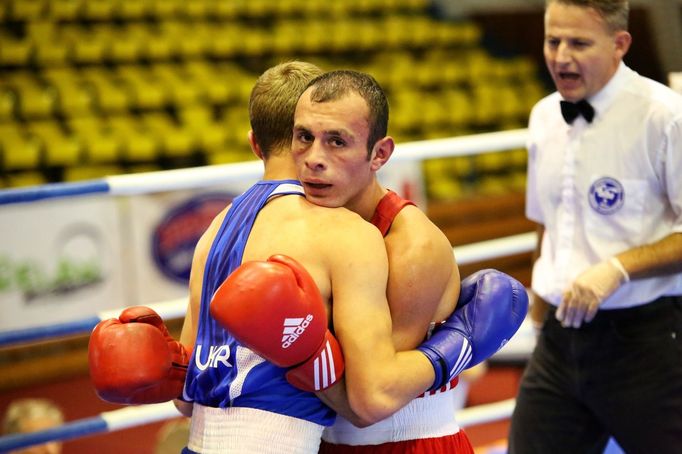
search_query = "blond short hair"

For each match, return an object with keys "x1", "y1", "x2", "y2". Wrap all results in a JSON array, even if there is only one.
[{"x1": 249, "y1": 61, "x2": 324, "y2": 158}]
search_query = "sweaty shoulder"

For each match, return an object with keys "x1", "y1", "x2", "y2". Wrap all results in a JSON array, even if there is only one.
[
  {"x1": 387, "y1": 204, "x2": 452, "y2": 260},
  {"x1": 308, "y1": 204, "x2": 384, "y2": 247}
]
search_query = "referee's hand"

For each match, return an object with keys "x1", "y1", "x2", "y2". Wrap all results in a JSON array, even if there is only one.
[{"x1": 557, "y1": 259, "x2": 628, "y2": 328}]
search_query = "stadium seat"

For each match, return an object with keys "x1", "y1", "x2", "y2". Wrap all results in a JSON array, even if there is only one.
[
  {"x1": 29, "y1": 121, "x2": 81, "y2": 167},
  {"x1": 0, "y1": 125, "x2": 42, "y2": 170}
]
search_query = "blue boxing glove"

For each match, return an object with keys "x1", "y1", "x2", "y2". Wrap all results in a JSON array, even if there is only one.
[{"x1": 417, "y1": 269, "x2": 528, "y2": 391}]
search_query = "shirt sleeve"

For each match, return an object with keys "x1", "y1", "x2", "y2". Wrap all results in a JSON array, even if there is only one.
[
  {"x1": 664, "y1": 115, "x2": 682, "y2": 233},
  {"x1": 525, "y1": 107, "x2": 544, "y2": 224}
]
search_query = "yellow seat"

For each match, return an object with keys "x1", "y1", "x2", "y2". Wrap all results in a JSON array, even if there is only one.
[
  {"x1": 142, "y1": 24, "x2": 174, "y2": 61},
  {"x1": 143, "y1": 112, "x2": 195, "y2": 158},
  {"x1": 114, "y1": 0, "x2": 149, "y2": 20},
  {"x1": 68, "y1": 117, "x2": 120, "y2": 163},
  {"x1": 179, "y1": 105, "x2": 228, "y2": 153},
  {"x1": 0, "y1": 88, "x2": 17, "y2": 121},
  {"x1": 48, "y1": 0, "x2": 84, "y2": 21},
  {"x1": 475, "y1": 152, "x2": 508, "y2": 173},
  {"x1": 0, "y1": 38, "x2": 33, "y2": 67},
  {"x1": 109, "y1": 116, "x2": 159, "y2": 162},
  {"x1": 4, "y1": 171, "x2": 47, "y2": 188},
  {"x1": 0, "y1": 125, "x2": 42, "y2": 170},
  {"x1": 9, "y1": 0, "x2": 45, "y2": 20},
  {"x1": 81, "y1": 0, "x2": 115, "y2": 21},
  {"x1": 70, "y1": 34, "x2": 107, "y2": 64},
  {"x1": 181, "y1": 0, "x2": 210, "y2": 19},
  {"x1": 33, "y1": 40, "x2": 70, "y2": 66},
  {"x1": 148, "y1": 0, "x2": 181, "y2": 19},
  {"x1": 81, "y1": 69, "x2": 132, "y2": 114},
  {"x1": 17, "y1": 84, "x2": 57, "y2": 120},
  {"x1": 81, "y1": 131, "x2": 121, "y2": 163},
  {"x1": 29, "y1": 121, "x2": 81, "y2": 167},
  {"x1": 154, "y1": 65, "x2": 201, "y2": 106},
  {"x1": 43, "y1": 71, "x2": 96, "y2": 118},
  {"x1": 108, "y1": 26, "x2": 145, "y2": 63},
  {"x1": 64, "y1": 165, "x2": 124, "y2": 182},
  {"x1": 207, "y1": 148, "x2": 256, "y2": 165},
  {"x1": 118, "y1": 67, "x2": 167, "y2": 110},
  {"x1": 123, "y1": 131, "x2": 159, "y2": 163}
]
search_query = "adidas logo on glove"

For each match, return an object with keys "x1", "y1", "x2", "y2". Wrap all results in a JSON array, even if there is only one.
[{"x1": 281, "y1": 315, "x2": 314, "y2": 349}]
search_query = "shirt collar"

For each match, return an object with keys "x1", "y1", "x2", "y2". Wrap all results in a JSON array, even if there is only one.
[{"x1": 585, "y1": 61, "x2": 631, "y2": 119}]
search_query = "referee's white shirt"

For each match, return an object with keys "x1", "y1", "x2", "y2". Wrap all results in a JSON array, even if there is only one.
[{"x1": 526, "y1": 62, "x2": 682, "y2": 309}]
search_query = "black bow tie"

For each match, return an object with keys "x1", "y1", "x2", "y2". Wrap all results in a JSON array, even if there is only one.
[{"x1": 560, "y1": 99, "x2": 595, "y2": 124}]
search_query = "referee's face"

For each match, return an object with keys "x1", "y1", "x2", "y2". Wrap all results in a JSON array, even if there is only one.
[{"x1": 543, "y1": 2, "x2": 631, "y2": 102}]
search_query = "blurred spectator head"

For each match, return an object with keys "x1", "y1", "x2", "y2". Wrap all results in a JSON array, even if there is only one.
[{"x1": 2, "y1": 398, "x2": 64, "y2": 454}]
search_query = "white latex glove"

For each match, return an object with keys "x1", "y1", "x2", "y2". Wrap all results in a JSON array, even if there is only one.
[{"x1": 557, "y1": 258, "x2": 629, "y2": 328}]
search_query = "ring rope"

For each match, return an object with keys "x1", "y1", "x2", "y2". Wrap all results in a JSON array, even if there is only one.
[{"x1": 0, "y1": 298, "x2": 188, "y2": 347}]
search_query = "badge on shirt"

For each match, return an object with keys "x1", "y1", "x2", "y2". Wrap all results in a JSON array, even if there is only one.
[{"x1": 588, "y1": 177, "x2": 624, "y2": 214}]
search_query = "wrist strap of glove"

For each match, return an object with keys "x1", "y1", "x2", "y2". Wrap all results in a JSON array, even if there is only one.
[
  {"x1": 286, "y1": 330, "x2": 344, "y2": 392},
  {"x1": 417, "y1": 345, "x2": 447, "y2": 391}
]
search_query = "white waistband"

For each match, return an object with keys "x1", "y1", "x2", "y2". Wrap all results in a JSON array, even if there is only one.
[
  {"x1": 188, "y1": 404, "x2": 324, "y2": 454},
  {"x1": 322, "y1": 391, "x2": 460, "y2": 446}
]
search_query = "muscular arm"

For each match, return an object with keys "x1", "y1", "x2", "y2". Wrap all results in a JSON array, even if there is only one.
[
  {"x1": 321, "y1": 221, "x2": 435, "y2": 425},
  {"x1": 385, "y1": 207, "x2": 459, "y2": 350}
]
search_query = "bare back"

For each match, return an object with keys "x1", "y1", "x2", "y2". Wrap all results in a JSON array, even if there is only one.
[
  {"x1": 244, "y1": 194, "x2": 382, "y2": 319},
  {"x1": 181, "y1": 193, "x2": 390, "y2": 349}
]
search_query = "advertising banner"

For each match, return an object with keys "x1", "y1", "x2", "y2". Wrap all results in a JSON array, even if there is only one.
[{"x1": 0, "y1": 195, "x2": 125, "y2": 330}]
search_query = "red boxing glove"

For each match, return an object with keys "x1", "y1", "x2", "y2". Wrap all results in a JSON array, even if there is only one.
[
  {"x1": 88, "y1": 306, "x2": 190, "y2": 404},
  {"x1": 211, "y1": 254, "x2": 344, "y2": 392}
]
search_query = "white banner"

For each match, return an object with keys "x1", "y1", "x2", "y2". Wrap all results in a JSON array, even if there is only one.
[{"x1": 0, "y1": 196, "x2": 125, "y2": 330}]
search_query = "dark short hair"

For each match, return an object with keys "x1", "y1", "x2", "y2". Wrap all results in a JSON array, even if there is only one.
[{"x1": 305, "y1": 70, "x2": 389, "y2": 158}]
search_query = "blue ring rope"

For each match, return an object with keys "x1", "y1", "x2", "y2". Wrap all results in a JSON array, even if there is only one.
[
  {"x1": 0, "y1": 316, "x2": 101, "y2": 347},
  {"x1": 0, "y1": 180, "x2": 110, "y2": 205},
  {"x1": 0, "y1": 416, "x2": 107, "y2": 451}
]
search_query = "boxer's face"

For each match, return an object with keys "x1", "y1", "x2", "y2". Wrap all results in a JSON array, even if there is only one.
[
  {"x1": 292, "y1": 88, "x2": 380, "y2": 211},
  {"x1": 543, "y1": 2, "x2": 630, "y2": 102}
]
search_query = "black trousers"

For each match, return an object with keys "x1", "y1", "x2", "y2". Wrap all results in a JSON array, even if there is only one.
[{"x1": 508, "y1": 296, "x2": 682, "y2": 454}]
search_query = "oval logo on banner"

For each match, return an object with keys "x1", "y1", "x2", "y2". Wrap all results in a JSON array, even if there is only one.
[
  {"x1": 152, "y1": 193, "x2": 232, "y2": 283},
  {"x1": 588, "y1": 177, "x2": 624, "y2": 215}
]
